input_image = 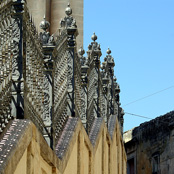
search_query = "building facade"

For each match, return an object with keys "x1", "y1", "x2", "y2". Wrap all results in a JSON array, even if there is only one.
[
  {"x1": 0, "y1": 0, "x2": 126, "y2": 173},
  {"x1": 124, "y1": 111, "x2": 174, "y2": 174}
]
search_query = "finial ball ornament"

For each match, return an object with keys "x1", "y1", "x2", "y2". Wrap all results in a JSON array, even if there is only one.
[
  {"x1": 40, "y1": 16, "x2": 50, "y2": 31},
  {"x1": 65, "y1": 3, "x2": 72, "y2": 16},
  {"x1": 78, "y1": 47, "x2": 85, "y2": 56},
  {"x1": 106, "y1": 48, "x2": 111, "y2": 55},
  {"x1": 113, "y1": 76, "x2": 117, "y2": 82},
  {"x1": 91, "y1": 32, "x2": 97, "y2": 41}
]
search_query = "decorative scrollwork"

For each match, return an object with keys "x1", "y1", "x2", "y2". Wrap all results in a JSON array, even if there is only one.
[
  {"x1": 11, "y1": 18, "x2": 20, "y2": 80},
  {"x1": 0, "y1": 0, "x2": 124, "y2": 146}
]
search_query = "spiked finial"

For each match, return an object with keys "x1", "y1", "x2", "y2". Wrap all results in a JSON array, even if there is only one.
[{"x1": 65, "y1": 3, "x2": 72, "y2": 16}]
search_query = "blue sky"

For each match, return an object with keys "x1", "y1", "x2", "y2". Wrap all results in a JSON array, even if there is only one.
[{"x1": 84, "y1": 0, "x2": 174, "y2": 131}]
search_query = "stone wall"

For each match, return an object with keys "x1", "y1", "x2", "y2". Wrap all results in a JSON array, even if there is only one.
[
  {"x1": 0, "y1": 117, "x2": 126, "y2": 174},
  {"x1": 124, "y1": 111, "x2": 174, "y2": 174}
]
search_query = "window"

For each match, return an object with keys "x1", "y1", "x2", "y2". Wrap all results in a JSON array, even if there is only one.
[
  {"x1": 152, "y1": 154, "x2": 160, "y2": 174},
  {"x1": 127, "y1": 158, "x2": 134, "y2": 174}
]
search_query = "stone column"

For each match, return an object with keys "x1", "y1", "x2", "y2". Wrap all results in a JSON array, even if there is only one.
[
  {"x1": 45, "y1": 0, "x2": 51, "y2": 23},
  {"x1": 69, "y1": 0, "x2": 83, "y2": 49},
  {"x1": 26, "y1": 0, "x2": 46, "y2": 31}
]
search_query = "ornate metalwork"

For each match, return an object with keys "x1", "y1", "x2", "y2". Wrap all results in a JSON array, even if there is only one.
[
  {"x1": 52, "y1": 3, "x2": 80, "y2": 142},
  {"x1": 0, "y1": 0, "x2": 24, "y2": 132},
  {"x1": 0, "y1": 1, "x2": 124, "y2": 149},
  {"x1": 22, "y1": 4, "x2": 52, "y2": 140},
  {"x1": 39, "y1": 16, "x2": 55, "y2": 45},
  {"x1": 101, "y1": 48, "x2": 116, "y2": 124},
  {"x1": 53, "y1": 33, "x2": 68, "y2": 143},
  {"x1": 60, "y1": 3, "x2": 77, "y2": 30},
  {"x1": 78, "y1": 47, "x2": 88, "y2": 128},
  {"x1": 0, "y1": 0, "x2": 52, "y2": 142},
  {"x1": 86, "y1": 33, "x2": 102, "y2": 132}
]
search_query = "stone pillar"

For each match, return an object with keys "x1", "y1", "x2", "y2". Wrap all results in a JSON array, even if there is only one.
[
  {"x1": 26, "y1": 0, "x2": 46, "y2": 31},
  {"x1": 69, "y1": 0, "x2": 83, "y2": 49},
  {"x1": 45, "y1": 0, "x2": 51, "y2": 23}
]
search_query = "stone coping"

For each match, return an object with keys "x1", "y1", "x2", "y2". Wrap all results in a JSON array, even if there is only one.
[{"x1": 0, "y1": 115, "x2": 123, "y2": 173}]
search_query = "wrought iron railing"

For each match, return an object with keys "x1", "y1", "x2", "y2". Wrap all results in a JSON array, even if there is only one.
[
  {"x1": 0, "y1": 0, "x2": 124, "y2": 148},
  {"x1": 23, "y1": 5, "x2": 46, "y2": 133},
  {"x1": 52, "y1": 30, "x2": 68, "y2": 142},
  {"x1": 0, "y1": 0, "x2": 51, "y2": 139},
  {"x1": 0, "y1": 0, "x2": 15, "y2": 132}
]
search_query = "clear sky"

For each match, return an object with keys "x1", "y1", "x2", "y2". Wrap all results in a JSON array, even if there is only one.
[{"x1": 84, "y1": 0, "x2": 174, "y2": 131}]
